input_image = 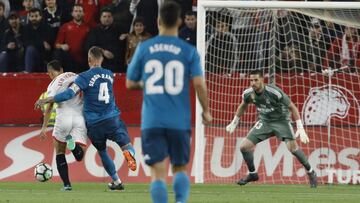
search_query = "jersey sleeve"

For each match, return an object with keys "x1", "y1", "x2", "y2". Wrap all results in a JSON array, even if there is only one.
[
  {"x1": 242, "y1": 92, "x2": 252, "y2": 104},
  {"x1": 280, "y1": 90, "x2": 291, "y2": 106},
  {"x1": 242, "y1": 88, "x2": 253, "y2": 104},
  {"x1": 46, "y1": 81, "x2": 56, "y2": 97},
  {"x1": 126, "y1": 43, "x2": 143, "y2": 81},
  {"x1": 270, "y1": 85, "x2": 291, "y2": 106},
  {"x1": 189, "y1": 48, "x2": 203, "y2": 78},
  {"x1": 74, "y1": 73, "x2": 88, "y2": 91}
]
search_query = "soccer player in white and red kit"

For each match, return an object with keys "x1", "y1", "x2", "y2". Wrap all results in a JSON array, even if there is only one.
[{"x1": 36, "y1": 60, "x2": 87, "y2": 191}]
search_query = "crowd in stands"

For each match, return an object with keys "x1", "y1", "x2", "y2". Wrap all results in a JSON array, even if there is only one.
[
  {"x1": 205, "y1": 7, "x2": 360, "y2": 74},
  {"x1": 1, "y1": 0, "x2": 359, "y2": 74},
  {"x1": 0, "y1": 0, "x2": 197, "y2": 73}
]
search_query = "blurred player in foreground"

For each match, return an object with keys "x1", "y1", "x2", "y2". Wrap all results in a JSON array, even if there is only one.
[
  {"x1": 226, "y1": 69, "x2": 317, "y2": 188},
  {"x1": 126, "y1": 1, "x2": 212, "y2": 202},
  {"x1": 35, "y1": 60, "x2": 87, "y2": 191},
  {"x1": 36, "y1": 47, "x2": 136, "y2": 191}
]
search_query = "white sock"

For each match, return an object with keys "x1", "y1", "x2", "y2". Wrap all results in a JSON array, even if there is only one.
[{"x1": 114, "y1": 179, "x2": 122, "y2": 185}]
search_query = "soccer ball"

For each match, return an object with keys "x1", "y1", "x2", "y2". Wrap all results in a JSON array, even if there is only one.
[{"x1": 34, "y1": 163, "x2": 53, "y2": 182}]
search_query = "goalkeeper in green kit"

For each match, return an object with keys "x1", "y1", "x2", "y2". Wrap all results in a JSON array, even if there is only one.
[{"x1": 226, "y1": 69, "x2": 317, "y2": 188}]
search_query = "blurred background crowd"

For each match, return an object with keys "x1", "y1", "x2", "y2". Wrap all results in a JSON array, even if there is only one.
[{"x1": 0, "y1": 0, "x2": 358, "y2": 73}]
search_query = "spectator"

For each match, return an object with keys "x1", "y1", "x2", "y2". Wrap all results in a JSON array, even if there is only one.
[
  {"x1": 124, "y1": 17, "x2": 150, "y2": 66},
  {"x1": 0, "y1": 0, "x2": 9, "y2": 18},
  {"x1": 306, "y1": 18, "x2": 327, "y2": 73},
  {"x1": 74, "y1": 0, "x2": 100, "y2": 28},
  {"x1": 206, "y1": 20, "x2": 238, "y2": 74},
  {"x1": 43, "y1": 0, "x2": 67, "y2": 45},
  {"x1": 23, "y1": 8, "x2": 52, "y2": 72},
  {"x1": 54, "y1": 4, "x2": 90, "y2": 72},
  {"x1": 85, "y1": 8, "x2": 126, "y2": 72},
  {"x1": 324, "y1": 26, "x2": 360, "y2": 72},
  {"x1": 0, "y1": 12, "x2": 24, "y2": 72},
  {"x1": 0, "y1": 1, "x2": 8, "y2": 39},
  {"x1": 179, "y1": 11, "x2": 196, "y2": 46},
  {"x1": 19, "y1": 0, "x2": 35, "y2": 25},
  {"x1": 276, "y1": 44, "x2": 308, "y2": 73},
  {"x1": 129, "y1": 0, "x2": 162, "y2": 36},
  {"x1": 109, "y1": 0, "x2": 132, "y2": 33}
]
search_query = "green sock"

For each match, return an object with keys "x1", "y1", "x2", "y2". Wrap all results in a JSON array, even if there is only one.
[
  {"x1": 292, "y1": 149, "x2": 311, "y2": 171},
  {"x1": 241, "y1": 150, "x2": 255, "y2": 172}
]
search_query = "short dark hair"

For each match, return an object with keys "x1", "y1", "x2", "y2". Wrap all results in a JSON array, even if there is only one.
[
  {"x1": 133, "y1": 16, "x2": 145, "y2": 26},
  {"x1": 100, "y1": 7, "x2": 112, "y2": 16},
  {"x1": 184, "y1": 10, "x2": 196, "y2": 17},
  {"x1": 159, "y1": 1, "x2": 181, "y2": 28},
  {"x1": 249, "y1": 69, "x2": 263, "y2": 77},
  {"x1": 47, "y1": 60, "x2": 63, "y2": 71},
  {"x1": 72, "y1": 4, "x2": 83, "y2": 12},
  {"x1": 89, "y1": 46, "x2": 103, "y2": 59},
  {"x1": 29, "y1": 8, "x2": 42, "y2": 16}
]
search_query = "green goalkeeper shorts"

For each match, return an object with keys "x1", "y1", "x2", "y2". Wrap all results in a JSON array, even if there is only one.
[{"x1": 246, "y1": 120, "x2": 295, "y2": 144}]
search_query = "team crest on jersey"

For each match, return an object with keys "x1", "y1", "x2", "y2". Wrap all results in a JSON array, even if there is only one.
[{"x1": 302, "y1": 85, "x2": 360, "y2": 125}]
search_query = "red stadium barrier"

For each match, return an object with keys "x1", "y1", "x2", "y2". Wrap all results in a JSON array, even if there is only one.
[{"x1": 0, "y1": 73, "x2": 195, "y2": 125}]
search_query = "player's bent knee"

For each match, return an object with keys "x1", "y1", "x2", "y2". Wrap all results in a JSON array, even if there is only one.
[
  {"x1": 240, "y1": 138, "x2": 256, "y2": 152},
  {"x1": 285, "y1": 140, "x2": 298, "y2": 153},
  {"x1": 54, "y1": 141, "x2": 66, "y2": 154},
  {"x1": 172, "y1": 165, "x2": 187, "y2": 174}
]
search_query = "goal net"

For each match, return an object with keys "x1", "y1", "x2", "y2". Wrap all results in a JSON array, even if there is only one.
[{"x1": 195, "y1": 1, "x2": 360, "y2": 184}]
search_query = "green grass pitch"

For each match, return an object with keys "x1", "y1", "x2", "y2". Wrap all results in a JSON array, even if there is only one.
[{"x1": 0, "y1": 182, "x2": 359, "y2": 203}]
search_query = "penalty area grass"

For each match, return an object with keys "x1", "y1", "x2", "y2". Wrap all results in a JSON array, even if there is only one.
[{"x1": 0, "y1": 182, "x2": 359, "y2": 203}]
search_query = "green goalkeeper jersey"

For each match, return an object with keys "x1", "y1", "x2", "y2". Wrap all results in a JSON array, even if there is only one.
[{"x1": 242, "y1": 84, "x2": 291, "y2": 121}]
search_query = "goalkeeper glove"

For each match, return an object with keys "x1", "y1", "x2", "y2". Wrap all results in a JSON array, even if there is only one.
[
  {"x1": 226, "y1": 115, "x2": 240, "y2": 134},
  {"x1": 295, "y1": 119, "x2": 309, "y2": 144}
]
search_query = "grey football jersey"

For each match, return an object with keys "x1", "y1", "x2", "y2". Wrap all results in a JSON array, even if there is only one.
[{"x1": 242, "y1": 84, "x2": 291, "y2": 121}]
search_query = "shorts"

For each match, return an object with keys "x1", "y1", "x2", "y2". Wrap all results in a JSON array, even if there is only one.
[
  {"x1": 141, "y1": 128, "x2": 191, "y2": 166},
  {"x1": 247, "y1": 120, "x2": 295, "y2": 144},
  {"x1": 53, "y1": 114, "x2": 87, "y2": 146},
  {"x1": 87, "y1": 117, "x2": 130, "y2": 151}
]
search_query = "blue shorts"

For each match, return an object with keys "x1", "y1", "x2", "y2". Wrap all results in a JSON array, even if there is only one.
[
  {"x1": 141, "y1": 128, "x2": 191, "y2": 166},
  {"x1": 87, "y1": 117, "x2": 130, "y2": 151}
]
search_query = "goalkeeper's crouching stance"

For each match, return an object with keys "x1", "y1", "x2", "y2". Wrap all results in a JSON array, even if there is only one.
[{"x1": 226, "y1": 69, "x2": 317, "y2": 188}]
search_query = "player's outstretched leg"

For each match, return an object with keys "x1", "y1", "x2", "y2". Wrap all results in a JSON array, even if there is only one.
[
  {"x1": 287, "y1": 141, "x2": 317, "y2": 188},
  {"x1": 307, "y1": 170, "x2": 317, "y2": 188},
  {"x1": 56, "y1": 154, "x2": 72, "y2": 191},
  {"x1": 121, "y1": 144, "x2": 137, "y2": 171},
  {"x1": 66, "y1": 135, "x2": 75, "y2": 151},
  {"x1": 237, "y1": 172, "x2": 259, "y2": 185},
  {"x1": 238, "y1": 143, "x2": 258, "y2": 185},
  {"x1": 98, "y1": 149, "x2": 124, "y2": 190},
  {"x1": 71, "y1": 144, "x2": 84, "y2": 161}
]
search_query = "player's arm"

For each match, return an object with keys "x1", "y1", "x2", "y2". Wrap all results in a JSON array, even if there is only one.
[
  {"x1": 39, "y1": 102, "x2": 54, "y2": 140},
  {"x1": 35, "y1": 83, "x2": 80, "y2": 108},
  {"x1": 192, "y1": 76, "x2": 212, "y2": 124},
  {"x1": 288, "y1": 101, "x2": 309, "y2": 144},
  {"x1": 226, "y1": 101, "x2": 249, "y2": 134},
  {"x1": 126, "y1": 80, "x2": 143, "y2": 90}
]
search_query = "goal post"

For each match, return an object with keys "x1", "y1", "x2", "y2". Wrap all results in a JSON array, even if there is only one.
[{"x1": 195, "y1": 1, "x2": 360, "y2": 184}]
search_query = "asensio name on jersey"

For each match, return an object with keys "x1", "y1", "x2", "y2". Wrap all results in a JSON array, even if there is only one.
[
  {"x1": 74, "y1": 67, "x2": 119, "y2": 125},
  {"x1": 127, "y1": 35, "x2": 203, "y2": 130}
]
